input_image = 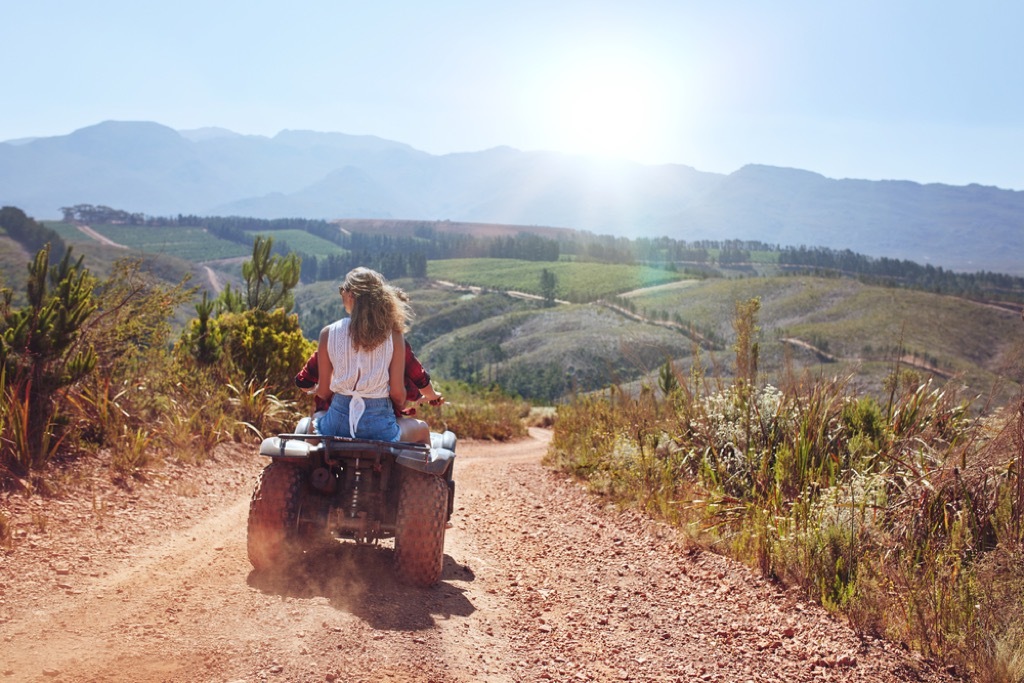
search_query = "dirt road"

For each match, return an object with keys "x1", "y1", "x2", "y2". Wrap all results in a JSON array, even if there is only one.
[
  {"x1": 74, "y1": 224, "x2": 128, "y2": 249},
  {"x1": 203, "y1": 266, "x2": 224, "y2": 294},
  {"x1": 0, "y1": 429, "x2": 953, "y2": 682}
]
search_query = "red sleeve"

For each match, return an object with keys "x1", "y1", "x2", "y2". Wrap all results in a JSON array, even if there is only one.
[
  {"x1": 295, "y1": 351, "x2": 319, "y2": 388},
  {"x1": 404, "y1": 342, "x2": 431, "y2": 389}
]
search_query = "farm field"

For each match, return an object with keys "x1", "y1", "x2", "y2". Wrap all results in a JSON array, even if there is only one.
[
  {"x1": 56, "y1": 223, "x2": 250, "y2": 261},
  {"x1": 427, "y1": 258, "x2": 686, "y2": 302},
  {"x1": 42, "y1": 221, "x2": 94, "y2": 243},
  {"x1": 242, "y1": 228, "x2": 347, "y2": 256}
]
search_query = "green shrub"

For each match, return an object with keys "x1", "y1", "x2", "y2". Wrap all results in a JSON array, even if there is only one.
[
  {"x1": 217, "y1": 308, "x2": 315, "y2": 399},
  {"x1": 415, "y1": 381, "x2": 528, "y2": 441},
  {"x1": 109, "y1": 426, "x2": 157, "y2": 480},
  {"x1": 228, "y1": 379, "x2": 297, "y2": 441},
  {"x1": 0, "y1": 245, "x2": 97, "y2": 477}
]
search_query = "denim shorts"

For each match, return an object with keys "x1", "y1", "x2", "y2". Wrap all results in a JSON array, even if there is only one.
[{"x1": 315, "y1": 394, "x2": 400, "y2": 442}]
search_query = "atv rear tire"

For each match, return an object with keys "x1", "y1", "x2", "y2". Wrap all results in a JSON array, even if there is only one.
[
  {"x1": 247, "y1": 462, "x2": 304, "y2": 572},
  {"x1": 394, "y1": 471, "x2": 448, "y2": 586}
]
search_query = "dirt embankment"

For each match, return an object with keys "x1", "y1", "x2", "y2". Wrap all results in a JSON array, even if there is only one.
[{"x1": 0, "y1": 430, "x2": 955, "y2": 682}]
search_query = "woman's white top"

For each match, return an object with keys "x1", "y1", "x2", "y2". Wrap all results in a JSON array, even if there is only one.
[{"x1": 326, "y1": 318, "x2": 394, "y2": 436}]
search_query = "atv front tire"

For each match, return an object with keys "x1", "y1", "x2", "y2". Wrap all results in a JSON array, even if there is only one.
[
  {"x1": 247, "y1": 462, "x2": 304, "y2": 571},
  {"x1": 394, "y1": 471, "x2": 448, "y2": 586}
]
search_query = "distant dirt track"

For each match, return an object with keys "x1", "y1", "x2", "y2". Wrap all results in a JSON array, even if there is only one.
[{"x1": 75, "y1": 224, "x2": 127, "y2": 248}]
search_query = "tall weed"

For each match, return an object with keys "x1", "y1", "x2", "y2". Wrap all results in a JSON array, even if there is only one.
[
  {"x1": 0, "y1": 378, "x2": 68, "y2": 488},
  {"x1": 549, "y1": 298, "x2": 1024, "y2": 678},
  {"x1": 110, "y1": 426, "x2": 157, "y2": 479},
  {"x1": 227, "y1": 379, "x2": 297, "y2": 442},
  {"x1": 158, "y1": 376, "x2": 232, "y2": 463}
]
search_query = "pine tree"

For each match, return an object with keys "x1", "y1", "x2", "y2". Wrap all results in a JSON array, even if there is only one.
[
  {"x1": 0, "y1": 244, "x2": 97, "y2": 470},
  {"x1": 242, "y1": 236, "x2": 300, "y2": 313}
]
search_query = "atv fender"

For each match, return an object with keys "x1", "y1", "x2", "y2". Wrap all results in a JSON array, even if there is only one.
[
  {"x1": 259, "y1": 436, "x2": 316, "y2": 462},
  {"x1": 396, "y1": 430, "x2": 457, "y2": 476},
  {"x1": 396, "y1": 444, "x2": 454, "y2": 476}
]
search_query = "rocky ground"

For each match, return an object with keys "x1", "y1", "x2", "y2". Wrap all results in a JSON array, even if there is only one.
[{"x1": 0, "y1": 428, "x2": 959, "y2": 682}]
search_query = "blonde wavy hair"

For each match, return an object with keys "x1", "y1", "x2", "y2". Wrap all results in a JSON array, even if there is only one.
[{"x1": 339, "y1": 267, "x2": 411, "y2": 351}]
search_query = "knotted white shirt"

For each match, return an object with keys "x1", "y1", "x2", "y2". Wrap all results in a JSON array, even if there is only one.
[{"x1": 325, "y1": 318, "x2": 394, "y2": 436}]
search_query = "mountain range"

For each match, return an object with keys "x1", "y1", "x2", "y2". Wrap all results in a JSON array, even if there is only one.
[{"x1": 2, "y1": 120, "x2": 1021, "y2": 275}]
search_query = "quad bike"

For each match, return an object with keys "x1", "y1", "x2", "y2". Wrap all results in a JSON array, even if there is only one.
[{"x1": 246, "y1": 415, "x2": 457, "y2": 587}]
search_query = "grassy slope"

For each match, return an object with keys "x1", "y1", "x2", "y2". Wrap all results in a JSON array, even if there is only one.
[
  {"x1": 243, "y1": 229, "x2": 346, "y2": 256},
  {"x1": 43, "y1": 221, "x2": 92, "y2": 244},
  {"x1": 0, "y1": 236, "x2": 31, "y2": 306},
  {"x1": 82, "y1": 223, "x2": 250, "y2": 262},
  {"x1": 3, "y1": 231, "x2": 210, "y2": 332},
  {"x1": 419, "y1": 303, "x2": 688, "y2": 391},
  {"x1": 427, "y1": 258, "x2": 684, "y2": 301},
  {"x1": 164, "y1": 257, "x2": 1024, "y2": 405},
  {"x1": 623, "y1": 275, "x2": 1024, "y2": 403},
  {"x1": 2, "y1": 235, "x2": 1019, "y2": 406}
]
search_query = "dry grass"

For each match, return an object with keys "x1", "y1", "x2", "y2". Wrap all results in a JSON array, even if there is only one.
[
  {"x1": 546, "y1": 296, "x2": 1024, "y2": 680},
  {"x1": 414, "y1": 381, "x2": 529, "y2": 441}
]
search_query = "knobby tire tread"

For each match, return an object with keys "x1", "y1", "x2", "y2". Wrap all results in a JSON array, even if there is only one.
[
  {"x1": 394, "y1": 471, "x2": 448, "y2": 586},
  {"x1": 247, "y1": 462, "x2": 304, "y2": 572}
]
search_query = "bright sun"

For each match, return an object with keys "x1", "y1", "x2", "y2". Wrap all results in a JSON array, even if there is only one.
[{"x1": 543, "y1": 54, "x2": 668, "y2": 161}]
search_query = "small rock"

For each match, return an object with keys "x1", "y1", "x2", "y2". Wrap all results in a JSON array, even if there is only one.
[{"x1": 837, "y1": 654, "x2": 857, "y2": 668}]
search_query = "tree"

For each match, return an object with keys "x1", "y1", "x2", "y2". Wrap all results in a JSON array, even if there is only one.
[
  {"x1": 178, "y1": 291, "x2": 224, "y2": 366},
  {"x1": 732, "y1": 297, "x2": 761, "y2": 394},
  {"x1": 658, "y1": 359, "x2": 679, "y2": 398},
  {"x1": 0, "y1": 244, "x2": 97, "y2": 471},
  {"x1": 216, "y1": 307, "x2": 313, "y2": 392},
  {"x1": 215, "y1": 282, "x2": 246, "y2": 315},
  {"x1": 241, "y1": 236, "x2": 301, "y2": 313},
  {"x1": 1, "y1": 206, "x2": 66, "y2": 262},
  {"x1": 540, "y1": 268, "x2": 557, "y2": 308},
  {"x1": 177, "y1": 236, "x2": 312, "y2": 397}
]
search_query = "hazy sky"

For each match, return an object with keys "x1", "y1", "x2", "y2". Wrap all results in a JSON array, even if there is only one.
[{"x1": 4, "y1": 1, "x2": 1023, "y2": 189}]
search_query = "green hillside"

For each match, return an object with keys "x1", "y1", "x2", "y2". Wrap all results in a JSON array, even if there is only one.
[
  {"x1": 427, "y1": 258, "x2": 684, "y2": 302},
  {"x1": 74, "y1": 223, "x2": 250, "y2": 261},
  {"x1": 41, "y1": 221, "x2": 91, "y2": 243},
  {"x1": 385, "y1": 273, "x2": 1024, "y2": 406},
  {"x1": 49, "y1": 253, "x2": 1023, "y2": 407},
  {"x1": 4, "y1": 216, "x2": 1020, "y2": 408},
  {"x1": 244, "y1": 229, "x2": 347, "y2": 256},
  {"x1": 620, "y1": 276, "x2": 1021, "y2": 396}
]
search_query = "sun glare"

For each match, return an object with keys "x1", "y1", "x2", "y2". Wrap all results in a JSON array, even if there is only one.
[{"x1": 543, "y1": 54, "x2": 668, "y2": 162}]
